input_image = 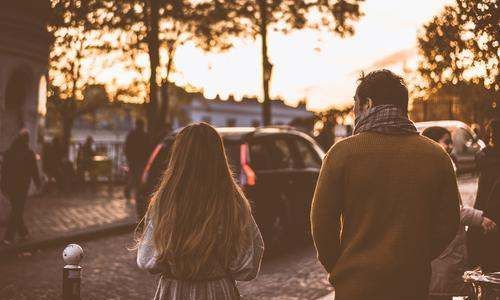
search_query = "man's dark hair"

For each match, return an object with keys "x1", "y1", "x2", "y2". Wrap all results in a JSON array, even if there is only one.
[
  {"x1": 422, "y1": 126, "x2": 451, "y2": 143},
  {"x1": 355, "y1": 69, "x2": 409, "y2": 113}
]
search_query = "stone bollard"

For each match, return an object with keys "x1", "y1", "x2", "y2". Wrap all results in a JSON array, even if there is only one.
[{"x1": 62, "y1": 244, "x2": 84, "y2": 300}]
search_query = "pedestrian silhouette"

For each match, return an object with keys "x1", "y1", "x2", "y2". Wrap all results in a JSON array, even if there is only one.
[
  {"x1": 124, "y1": 119, "x2": 150, "y2": 217},
  {"x1": 77, "y1": 136, "x2": 95, "y2": 184},
  {"x1": 1, "y1": 129, "x2": 41, "y2": 245}
]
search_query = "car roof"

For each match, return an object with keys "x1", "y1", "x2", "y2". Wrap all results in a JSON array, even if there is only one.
[
  {"x1": 215, "y1": 127, "x2": 255, "y2": 140},
  {"x1": 220, "y1": 126, "x2": 317, "y2": 141},
  {"x1": 164, "y1": 126, "x2": 312, "y2": 142},
  {"x1": 415, "y1": 120, "x2": 470, "y2": 131}
]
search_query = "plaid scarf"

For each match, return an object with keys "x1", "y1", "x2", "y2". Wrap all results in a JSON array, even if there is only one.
[{"x1": 353, "y1": 105, "x2": 418, "y2": 135}]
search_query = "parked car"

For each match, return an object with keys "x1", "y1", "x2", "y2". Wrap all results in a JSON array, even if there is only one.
[
  {"x1": 416, "y1": 120, "x2": 486, "y2": 173},
  {"x1": 139, "y1": 126, "x2": 326, "y2": 249}
]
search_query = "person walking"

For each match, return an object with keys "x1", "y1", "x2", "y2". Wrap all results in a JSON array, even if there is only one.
[
  {"x1": 42, "y1": 137, "x2": 64, "y2": 190},
  {"x1": 77, "y1": 136, "x2": 95, "y2": 184},
  {"x1": 124, "y1": 119, "x2": 150, "y2": 213},
  {"x1": 422, "y1": 126, "x2": 496, "y2": 300},
  {"x1": 1, "y1": 129, "x2": 41, "y2": 245},
  {"x1": 311, "y1": 70, "x2": 460, "y2": 300},
  {"x1": 136, "y1": 123, "x2": 264, "y2": 300},
  {"x1": 468, "y1": 119, "x2": 500, "y2": 271}
]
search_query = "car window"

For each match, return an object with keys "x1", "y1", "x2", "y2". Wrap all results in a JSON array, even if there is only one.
[
  {"x1": 249, "y1": 141, "x2": 272, "y2": 171},
  {"x1": 292, "y1": 137, "x2": 321, "y2": 169},
  {"x1": 451, "y1": 127, "x2": 474, "y2": 155},
  {"x1": 267, "y1": 138, "x2": 294, "y2": 169}
]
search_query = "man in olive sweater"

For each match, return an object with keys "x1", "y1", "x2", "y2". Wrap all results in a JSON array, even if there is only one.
[{"x1": 311, "y1": 70, "x2": 460, "y2": 300}]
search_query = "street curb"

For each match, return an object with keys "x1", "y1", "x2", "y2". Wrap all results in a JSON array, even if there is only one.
[{"x1": 0, "y1": 219, "x2": 137, "y2": 259}]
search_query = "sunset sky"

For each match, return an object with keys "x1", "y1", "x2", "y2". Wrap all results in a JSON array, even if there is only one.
[{"x1": 97, "y1": 0, "x2": 454, "y2": 112}]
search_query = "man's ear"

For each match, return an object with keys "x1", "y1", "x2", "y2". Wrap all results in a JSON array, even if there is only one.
[{"x1": 365, "y1": 98, "x2": 374, "y2": 110}]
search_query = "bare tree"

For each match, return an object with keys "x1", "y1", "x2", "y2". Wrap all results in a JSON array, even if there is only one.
[
  {"x1": 93, "y1": 0, "x2": 242, "y2": 136},
  {"x1": 48, "y1": 0, "x2": 140, "y2": 155},
  {"x1": 223, "y1": 0, "x2": 365, "y2": 125}
]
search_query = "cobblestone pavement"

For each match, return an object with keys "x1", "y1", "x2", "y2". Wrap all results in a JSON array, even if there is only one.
[
  {"x1": 0, "y1": 233, "x2": 332, "y2": 300},
  {"x1": 0, "y1": 185, "x2": 136, "y2": 245},
  {"x1": 0, "y1": 177, "x2": 479, "y2": 300}
]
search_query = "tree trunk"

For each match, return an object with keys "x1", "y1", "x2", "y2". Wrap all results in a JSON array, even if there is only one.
[
  {"x1": 448, "y1": 97, "x2": 454, "y2": 119},
  {"x1": 146, "y1": 0, "x2": 160, "y2": 135},
  {"x1": 423, "y1": 100, "x2": 428, "y2": 121},
  {"x1": 159, "y1": 51, "x2": 175, "y2": 127},
  {"x1": 160, "y1": 81, "x2": 169, "y2": 125},
  {"x1": 258, "y1": 0, "x2": 272, "y2": 126}
]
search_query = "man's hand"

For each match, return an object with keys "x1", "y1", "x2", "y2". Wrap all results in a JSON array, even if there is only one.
[{"x1": 481, "y1": 217, "x2": 497, "y2": 234}]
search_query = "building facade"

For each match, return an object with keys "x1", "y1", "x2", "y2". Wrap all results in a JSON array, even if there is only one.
[
  {"x1": 184, "y1": 95, "x2": 313, "y2": 128},
  {"x1": 0, "y1": 1, "x2": 50, "y2": 152}
]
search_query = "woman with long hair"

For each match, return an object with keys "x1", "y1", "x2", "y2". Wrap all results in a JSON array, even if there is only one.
[
  {"x1": 136, "y1": 123, "x2": 264, "y2": 300},
  {"x1": 422, "y1": 126, "x2": 496, "y2": 300}
]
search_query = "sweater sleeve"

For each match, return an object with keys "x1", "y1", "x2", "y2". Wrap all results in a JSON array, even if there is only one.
[
  {"x1": 429, "y1": 153, "x2": 461, "y2": 260},
  {"x1": 460, "y1": 206, "x2": 483, "y2": 227},
  {"x1": 228, "y1": 216, "x2": 264, "y2": 281},
  {"x1": 136, "y1": 221, "x2": 163, "y2": 274},
  {"x1": 310, "y1": 147, "x2": 344, "y2": 273}
]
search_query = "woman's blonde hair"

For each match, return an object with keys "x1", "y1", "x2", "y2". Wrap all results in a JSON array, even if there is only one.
[{"x1": 138, "y1": 123, "x2": 252, "y2": 278}]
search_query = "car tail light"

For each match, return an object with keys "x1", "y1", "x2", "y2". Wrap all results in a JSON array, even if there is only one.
[
  {"x1": 141, "y1": 144, "x2": 163, "y2": 184},
  {"x1": 240, "y1": 143, "x2": 256, "y2": 186}
]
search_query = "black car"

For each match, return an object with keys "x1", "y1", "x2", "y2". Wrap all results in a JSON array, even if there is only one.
[{"x1": 140, "y1": 126, "x2": 326, "y2": 249}]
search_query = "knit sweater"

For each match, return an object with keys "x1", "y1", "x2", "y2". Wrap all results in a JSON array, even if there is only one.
[{"x1": 311, "y1": 132, "x2": 460, "y2": 300}]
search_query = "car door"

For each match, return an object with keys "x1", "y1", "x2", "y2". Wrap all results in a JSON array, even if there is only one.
[
  {"x1": 287, "y1": 135, "x2": 323, "y2": 238},
  {"x1": 247, "y1": 134, "x2": 295, "y2": 248}
]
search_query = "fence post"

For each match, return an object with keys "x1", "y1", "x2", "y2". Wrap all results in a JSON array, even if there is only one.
[{"x1": 62, "y1": 244, "x2": 84, "y2": 300}]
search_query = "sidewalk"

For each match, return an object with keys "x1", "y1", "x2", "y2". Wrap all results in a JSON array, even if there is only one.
[{"x1": 0, "y1": 185, "x2": 137, "y2": 257}]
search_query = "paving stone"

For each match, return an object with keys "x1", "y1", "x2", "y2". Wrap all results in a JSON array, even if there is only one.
[{"x1": 0, "y1": 185, "x2": 136, "y2": 245}]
